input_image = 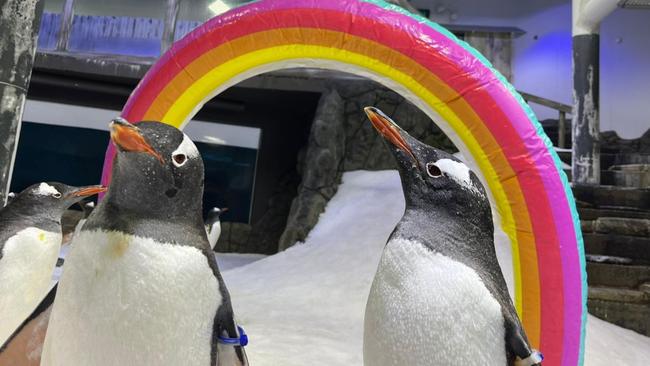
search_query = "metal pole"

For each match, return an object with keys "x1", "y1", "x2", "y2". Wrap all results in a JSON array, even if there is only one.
[
  {"x1": 0, "y1": 0, "x2": 45, "y2": 205},
  {"x1": 161, "y1": 0, "x2": 180, "y2": 54},
  {"x1": 56, "y1": 0, "x2": 75, "y2": 51},
  {"x1": 557, "y1": 111, "x2": 566, "y2": 149},
  {"x1": 572, "y1": 34, "x2": 600, "y2": 183},
  {"x1": 571, "y1": 0, "x2": 616, "y2": 185}
]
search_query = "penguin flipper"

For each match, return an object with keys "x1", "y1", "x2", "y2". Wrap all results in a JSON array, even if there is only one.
[{"x1": 0, "y1": 284, "x2": 57, "y2": 364}]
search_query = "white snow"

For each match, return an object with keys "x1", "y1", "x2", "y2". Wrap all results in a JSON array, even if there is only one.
[
  {"x1": 218, "y1": 170, "x2": 650, "y2": 366},
  {"x1": 216, "y1": 253, "x2": 266, "y2": 272}
]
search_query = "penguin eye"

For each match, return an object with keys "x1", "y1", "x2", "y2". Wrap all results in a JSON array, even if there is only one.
[
  {"x1": 172, "y1": 153, "x2": 187, "y2": 167},
  {"x1": 426, "y1": 163, "x2": 442, "y2": 178},
  {"x1": 53, "y1": 192, "x2": 62, "y2": 199}
]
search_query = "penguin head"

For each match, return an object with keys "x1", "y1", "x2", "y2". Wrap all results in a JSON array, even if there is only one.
[
  {"x1": 364, "y1": 107, "x2": 491, "y2": 220},
  {"x1": 7, "y1": 182, "x2": 106, "y2": 222},
  {"x1": 206, "y1": 207, "x2": 227, "y2": 226},
  {"x1": 107, "y1": 118, "x2": 204, "y2": 221}
]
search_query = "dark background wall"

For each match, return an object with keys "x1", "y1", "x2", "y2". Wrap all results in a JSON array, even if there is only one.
[{"x1": 26, "y1": 70, "x2": 321, "y2": 226}]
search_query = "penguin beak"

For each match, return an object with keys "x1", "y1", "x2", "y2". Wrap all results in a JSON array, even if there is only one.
[
  {"x1": 364, "y1": 107, "x2": 418, "y2": 165},
  {"x1": 109, "y1": 117, "x2": 164, "y2": 164},
  {"x1": 67, "y1": 185, "x2": 107, "y2": 198}
]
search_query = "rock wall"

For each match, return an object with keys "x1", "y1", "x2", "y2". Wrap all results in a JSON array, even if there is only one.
[
  {"x1": 601, "y1": 129, "x2": 650, "y2": 155},
  {"x1": 214, "y1": 80, "x2": 457, "y2": 253},
  {"x1": 278, "y1": 80, "x2": 455, "y2": 250},
  {"x1": 278, "y1": 89, "x2": 346, "y2": 250},
  {"x1": 216, "y1": 172, "x2": 300, "y2": 254},
  {"x1": 0, "y1": 0, "x2": 44, "y2": 205}
]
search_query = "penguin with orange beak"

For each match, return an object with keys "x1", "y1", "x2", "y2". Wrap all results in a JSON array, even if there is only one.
[
  {"x1": 362, "y1": 107, "x2": 542, "y2": 366},
  {"x1": 206, "y1": 207, "x2": 227, "y2": 250},
  {"x1": 42, "y1": 118, "x2": 248, "y2": 366},
  {"x1": 0, "y1": 182, "x2": 105, "y2": 345}
]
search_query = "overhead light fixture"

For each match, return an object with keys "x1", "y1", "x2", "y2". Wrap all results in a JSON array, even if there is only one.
[{"x1": 209, "y1": 0, "x2": 231, "y2": 15}]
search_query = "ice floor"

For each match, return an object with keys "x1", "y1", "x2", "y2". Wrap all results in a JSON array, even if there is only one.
[{"x1": 218, "y1": 170, "x2": 650, "y2": 366}]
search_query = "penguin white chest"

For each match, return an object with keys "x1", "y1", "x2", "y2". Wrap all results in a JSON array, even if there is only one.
[
  {"x1": 0, "y1": 228, "x2": 61, "y2": 344},
  {"x1": 364, "y1": 238, "x2": 506, "y2": 366},
  {"x1": 42, "y1": 230, "x2": 221, "y2": 366},
  {"x1": 207, "y1": 221, "x2": 221, "y2": 249}
]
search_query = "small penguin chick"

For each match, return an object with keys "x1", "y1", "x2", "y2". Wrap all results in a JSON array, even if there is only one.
[
  {"x1": 362, "y1": 107, "x2": 540, "y2": 366},
  {"x1": 205, "y1": 207, "x2": 227, "y2": 250},
  {"x1": 0, "y1": 182, "x2": 105, "y2": 346}
]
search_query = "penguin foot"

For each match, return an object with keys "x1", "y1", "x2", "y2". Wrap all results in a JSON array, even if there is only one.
[{"x1": 514, "y1": 350, "x2": 543, "y2": 366}]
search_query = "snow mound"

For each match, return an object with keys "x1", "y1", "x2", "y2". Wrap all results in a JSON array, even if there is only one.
[{"x1": 222, "y1": 170, "x2": 650, "y2": 366}]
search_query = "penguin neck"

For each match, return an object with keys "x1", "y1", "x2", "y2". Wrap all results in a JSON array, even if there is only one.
[
  {"x1": 401, "y1": 181, "x2": 493, "y2": 236},
  {"x1": 395, "y1": 205, "x2": 494, "y2": 247},
  {"x1": 85, "y1": 191, "x2": 207, "y2": 247}
]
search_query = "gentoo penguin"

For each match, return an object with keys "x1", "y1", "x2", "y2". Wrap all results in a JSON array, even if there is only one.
[
  {"x1": 362, "y1": 107, "x2": 542, "y2": 366},
  {"x1": 0, "y1": 182, "x2": 105, "y2": 345},
  {"x1": 206, "y1": 207, "x2": 227, "y2": 249},
  {"x1": 42, "y1": 118, "x2": 248, "y2": 366}
]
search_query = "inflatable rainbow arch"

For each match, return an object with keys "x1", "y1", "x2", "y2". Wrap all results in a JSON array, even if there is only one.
[{"x1": 101, "y1": 0, "x2": 586, "y2": 364}]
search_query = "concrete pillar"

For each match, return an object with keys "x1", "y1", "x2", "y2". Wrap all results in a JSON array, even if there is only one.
[
  {"x1": 0, "y1": 0, "x2": 44, "y2": 205},
  {"x1": 161, "y1": 0, "x2": 180, "y2": 53},
  {"x1": 572, "y1": 34, "x2": 600, "y2": 184},
  {"x1": 571, "y1": 0, "x2": 617, "y2": 185}
]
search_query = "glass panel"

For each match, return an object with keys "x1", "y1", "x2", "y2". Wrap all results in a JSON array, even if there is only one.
[
  {"x1": 68, "y1": 0, "x2": 166, "y2": 57},
  {"x1": 199, "y1": 143, "x2": 257, "y2": 223},
  {"x1": 16, "y1": 97, "x2": 260, "y2": 224},
  {"x1": 10, "y1": 122, "x2": 106, "y2": 192},
  {"x1": 38, "y1": 0, "x2": 66, "y2": 50},
  {"x1": 175, "y1": 0, "x2": 255, "y2": 41},
  {"x1": 11, "y1": 121, "x2": 258, "y2": 224}
]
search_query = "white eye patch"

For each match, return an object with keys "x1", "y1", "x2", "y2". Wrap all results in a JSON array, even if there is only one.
[
  {"x1": 171, "y1": 134, "x2": 199, "y2": 167},
  {"x1": 434, "y1": 158, "x2": 482, "y2": 195},
  {"x1": 35, "y1": 183, "x2": 60, "y2": 197}
]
